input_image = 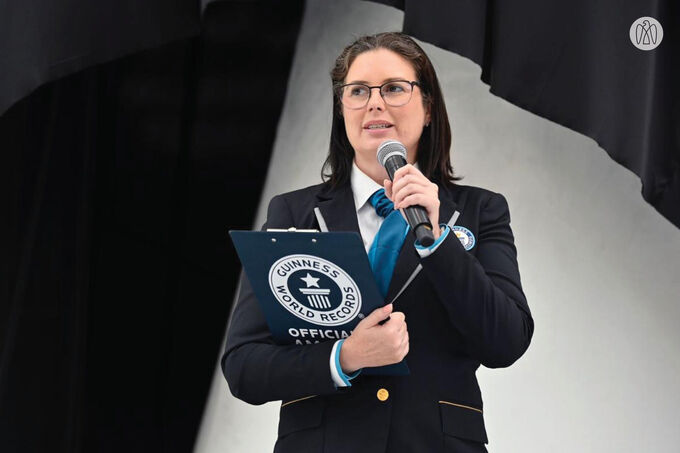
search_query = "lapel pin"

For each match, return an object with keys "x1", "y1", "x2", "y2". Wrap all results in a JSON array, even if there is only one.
[{"x1": 452, "y1": 226, "x2": 476, "y2": 251}]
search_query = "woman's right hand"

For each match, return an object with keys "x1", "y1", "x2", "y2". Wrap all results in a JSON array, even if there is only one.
[{"x1": 339, "y1": 303, "x2": 409, "y2": 374}]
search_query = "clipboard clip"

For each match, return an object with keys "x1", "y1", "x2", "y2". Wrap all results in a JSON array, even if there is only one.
[{"x1": 266, "y1": 227, "x2": 320, "y2": 233}]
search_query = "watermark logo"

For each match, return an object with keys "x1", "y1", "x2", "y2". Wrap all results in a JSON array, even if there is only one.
[{"x1": 630, "y1": 17, "x2": 663, "y2": 51}]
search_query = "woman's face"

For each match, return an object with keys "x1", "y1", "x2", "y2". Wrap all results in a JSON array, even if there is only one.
[{"x1": 342, "y1": 48, "x2": 430, "y2": 174}]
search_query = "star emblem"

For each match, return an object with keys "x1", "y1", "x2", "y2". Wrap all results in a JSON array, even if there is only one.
[{"x1": 300, "y1": 273, "x2": 320, "y2": 288}]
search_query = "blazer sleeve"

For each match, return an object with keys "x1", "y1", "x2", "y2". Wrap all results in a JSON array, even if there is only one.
[
  {"x1": 419, "y1": 192, "x2": 534, "y2": 368},
  {"x1": 221, "y1": 195, "x2": 339, "y2": 405}
]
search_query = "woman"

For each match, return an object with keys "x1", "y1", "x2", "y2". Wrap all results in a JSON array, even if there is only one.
[{"x1": 223, "y1": 32, "x2": 533, "y2": 452}]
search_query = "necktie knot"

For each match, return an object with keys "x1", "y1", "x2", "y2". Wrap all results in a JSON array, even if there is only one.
[{"x1": 369, "y1": 189, "x2": 394, "y2": 218}]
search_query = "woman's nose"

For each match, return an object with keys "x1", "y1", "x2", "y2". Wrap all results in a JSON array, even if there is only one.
[{"x1": 366, "y1": 88, "x2": 386, "y2": 111}]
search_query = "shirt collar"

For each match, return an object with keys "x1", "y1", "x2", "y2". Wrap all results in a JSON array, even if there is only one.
[{"x1": 350, "y1": 162, "x2": 383, "y2": 212}]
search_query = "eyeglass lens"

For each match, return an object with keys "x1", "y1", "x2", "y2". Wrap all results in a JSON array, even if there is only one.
[{"x1": 341, "y1": 81, "x2": 413, "y2": 109}]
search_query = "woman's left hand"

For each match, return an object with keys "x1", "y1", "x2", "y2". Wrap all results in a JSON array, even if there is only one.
[{"x1": 384, "y1": 164, "x2": 441, "y2": 239}]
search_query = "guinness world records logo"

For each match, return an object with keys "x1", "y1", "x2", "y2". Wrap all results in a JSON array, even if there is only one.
[
  {"x1": 452, "y1": 226, "x2": 476, "y2": 251},
  {"x1": 268, "y1": 254, "x2": 362, "y2": 326}
]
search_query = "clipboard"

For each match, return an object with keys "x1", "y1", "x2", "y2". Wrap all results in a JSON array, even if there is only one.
[{"x1": 229, "y1": 229, "x2": 409, "y2": 376}]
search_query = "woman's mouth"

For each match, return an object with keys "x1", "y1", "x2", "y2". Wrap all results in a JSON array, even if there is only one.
[{"x1": 364, "y1": 121, "x2": 394, "y2": 133}]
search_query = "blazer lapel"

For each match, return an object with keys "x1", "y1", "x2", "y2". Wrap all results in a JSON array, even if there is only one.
[
  {"x1": 384, "y1": 184, "x2": 460, "y2": 303},
  {"x1": 384, "y1": 229, "x2": 420, "y2": 303},
  {"x1": 438, "y1": 185, "x2": 459, "y2": 227},
  {"x1": 315, "y1": 183, "x2": 361, "y2": 234}
]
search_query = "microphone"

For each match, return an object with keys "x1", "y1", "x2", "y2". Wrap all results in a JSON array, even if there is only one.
[{"x1": 377, "y1": 140, "x2": 435, "y2": 247}]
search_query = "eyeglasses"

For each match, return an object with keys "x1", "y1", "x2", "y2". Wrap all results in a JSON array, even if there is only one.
[{"x1": 337, "y1": 80, "x2": 421, "y2": 109}]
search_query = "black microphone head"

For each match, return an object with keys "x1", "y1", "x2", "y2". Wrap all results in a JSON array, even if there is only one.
[{"x1": 377, "y1": 140, "x2": 407, "y2": 167}]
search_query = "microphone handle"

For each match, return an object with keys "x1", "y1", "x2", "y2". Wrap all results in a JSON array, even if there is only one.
[{"x1": 384, "y1": 156, "x2": 435, "y2": 247}]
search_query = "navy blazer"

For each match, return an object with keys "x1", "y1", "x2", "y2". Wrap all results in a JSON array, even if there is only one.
[{"x1": 222, "y1": 181, "x2": 534, "y2": 453}]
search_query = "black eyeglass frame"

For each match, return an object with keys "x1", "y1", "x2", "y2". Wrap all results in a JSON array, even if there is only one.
[{"x1": 337, "y1": 80, "x2": 422, "y2": 109}]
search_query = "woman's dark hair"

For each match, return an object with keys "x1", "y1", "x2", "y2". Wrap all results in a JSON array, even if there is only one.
[{"x1": 322, "y1": 32, "x2": 460, "y2": 187}]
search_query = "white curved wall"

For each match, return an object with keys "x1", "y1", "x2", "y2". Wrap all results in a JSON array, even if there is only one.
[{"x1": 195, "y1": 1, "x2": 680, "y2": 451}]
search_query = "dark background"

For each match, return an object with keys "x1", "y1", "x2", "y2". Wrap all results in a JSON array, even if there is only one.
[
  {"x1": 0, "y1": 2, "x2": 305, "y2": 452},
  {"x1": 373, "y1": 0, "x2": 679, "y2": 228}
]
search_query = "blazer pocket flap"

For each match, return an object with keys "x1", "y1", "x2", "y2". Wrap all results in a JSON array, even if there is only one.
[
  {"x1": 278, "y1": 396, "x2": 324, "y2": 437},
  {"x1": 439, "y1": 401, "x2": 488, "y2": 444}
]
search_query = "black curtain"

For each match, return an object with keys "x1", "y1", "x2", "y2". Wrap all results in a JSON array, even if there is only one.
[
  {"x1": 0, "y1": 0, "x2": 202, "y2": 116},
  {"x1": 0, "y1": 2, "x2": 305, "y2": 452},
  {"x1": 371, "y1": 0, "x2": 680, "y2": 228}
]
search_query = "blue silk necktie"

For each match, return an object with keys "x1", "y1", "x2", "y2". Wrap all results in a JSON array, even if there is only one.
[{"x1": 367, "y1": 189, "x2": 410, "y2": 297}]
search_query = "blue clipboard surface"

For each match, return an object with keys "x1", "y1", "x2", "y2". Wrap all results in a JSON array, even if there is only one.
[{"x1": 229, "y1": 230, "x2": 408, "y2": 376}]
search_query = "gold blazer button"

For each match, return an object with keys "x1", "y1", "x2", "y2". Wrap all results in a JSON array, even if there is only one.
[{"x1": 376, "y1": 388, "x2": 389, "y2": 401}]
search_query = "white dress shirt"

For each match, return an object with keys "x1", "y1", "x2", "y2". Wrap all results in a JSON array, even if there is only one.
[{"x1": 351, "y1": 161, "x2": 386, "y2": 252}]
